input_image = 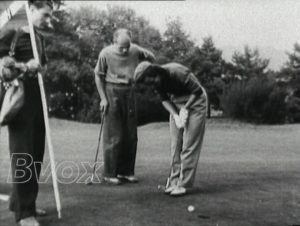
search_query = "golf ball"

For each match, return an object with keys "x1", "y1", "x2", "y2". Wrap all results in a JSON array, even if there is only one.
[{"x1": 187, "y1": 205, "x2": 195, "y2": 212}]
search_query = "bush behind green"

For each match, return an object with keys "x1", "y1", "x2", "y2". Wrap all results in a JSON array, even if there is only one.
[{"x1": 221, "y1": 78, "x2": 287, "y2": 124}]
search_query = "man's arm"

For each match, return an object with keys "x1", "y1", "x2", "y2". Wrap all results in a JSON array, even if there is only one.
[
  {"x1": 184, "y1": 93, "x2": 198, "y2": 110},
  {"x1": 0, "y1": 29, "x2": 42, "y2": 81},
  {"x1": 95, "y1": 74, "x2": 109, "y2": 113},
  {"x1": 162, "y1": 100, "x2": 184, "y2": 129},
  {"x1": 158, "y1": 88, "x2": 183, "y2": 129},
  {"x1": 138, "y1": 45, "x2": 156, "y2": 63},
  {"x1": 183, "y1": 73, "x2": 203, "y2": 110},
  {"x1": 94, "y1": 50, "x2": 109, "y2": 114},
  {"x1": 162, "y1": 100, "x2": 178, "y2": 116}
]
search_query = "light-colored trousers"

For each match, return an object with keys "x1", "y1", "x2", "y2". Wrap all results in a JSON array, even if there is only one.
[{"x1": 169, "y1": 91, "x2": 207, "y2": 188}]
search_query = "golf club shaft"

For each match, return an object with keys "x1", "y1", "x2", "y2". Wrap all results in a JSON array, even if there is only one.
[
  {"x1": 91, "y1": 112, "x2": 105, "y2": 180},
  {"x1": 166, "y1": 125, "x2": 184, "y2": 188}
]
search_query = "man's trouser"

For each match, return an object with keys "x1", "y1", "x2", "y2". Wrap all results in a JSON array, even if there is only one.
[
  {"x1": 7, "y1": 78, "x2": 45, "y2": 222},
  {"x1": 102, "y1": 83, "x2": 138, "y2": 177},
  {"x1": 169, "y1": 92, "x2": 207, "y2": 188}
]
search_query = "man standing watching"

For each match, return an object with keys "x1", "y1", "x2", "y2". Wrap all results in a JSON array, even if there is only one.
[
  {"x1": 94, "y1": 28, "x2": 155, "y2": 185},
  {"x1": 0, "y1": 1, "x2": 54, "y2": 225}
]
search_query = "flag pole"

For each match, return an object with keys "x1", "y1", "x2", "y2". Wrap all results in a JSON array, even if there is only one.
[{"x1": 25, "y1": 2, "x2": 62, "y2": 219}]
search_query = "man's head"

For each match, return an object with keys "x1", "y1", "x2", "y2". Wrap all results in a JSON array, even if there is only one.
[
  {"x1": 113, "y1": 28, "x2": 132, "y2": 56},
  {"x1": 28, "y1": 0, "x2": 53, "y2": 29},
  {"x1": 134, "y1": 62, "x2": 163, "y2": 88}
]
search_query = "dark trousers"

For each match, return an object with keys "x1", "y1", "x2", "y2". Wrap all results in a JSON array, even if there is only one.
[
  {"x1": 102, "y1": 83, "x2": 138, "y2": 177},
  {"x1": 7, "y1": 78, "x2": 45, "y2": 222}
]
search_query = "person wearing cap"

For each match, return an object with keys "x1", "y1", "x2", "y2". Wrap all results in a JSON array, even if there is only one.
[
  {"x1": 134, "y1": 62, "x2": 207, "y2": 196},
  {"x1": 0, "y1": 1, "x2": 54, "y2": 225},
  {"x1": 94, "y1": 28, "x2": 155, "y2": 185}
]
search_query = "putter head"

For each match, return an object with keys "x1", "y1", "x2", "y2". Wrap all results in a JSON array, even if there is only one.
[
  {"x1": 85, "y1": 179, "x2": 93, "y2": 186},
  {"x1": 157, "y1": 185, "x2": 166, "y2": 190}
]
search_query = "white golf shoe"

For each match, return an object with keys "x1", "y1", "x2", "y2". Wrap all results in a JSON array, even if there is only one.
[
  {"x1": 103, "y1": 177, "x2": 122, "y2": 185},
  {"x1": 117, "y1": 175, "x2": 139, "y2": 183},
  {"x1": 170, "y1": 186, "x2": 187, "y2": 196},
  {"x1": 36, "y1": 209, "x2": 47, "y2": 217},
  {"x1": 19, "y1": 216, "x2": 40, "y2": 226},
  {"x1": 164, "y1": 186, "x2": 176, "y2": 194}
]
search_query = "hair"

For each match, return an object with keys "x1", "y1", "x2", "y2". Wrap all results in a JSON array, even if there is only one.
[
  {"x1": 113, "y1": 28, "x2": 132, "y2": 43},
  {"x1": 28, "y1": 0, "x2": 54, "y2": 9},
  {"x1": 139, "y1": 65, "x2": 169, "y2": 86},
  {"x1": 150, "y1": 65, "x2": 169, "y2": 78}
]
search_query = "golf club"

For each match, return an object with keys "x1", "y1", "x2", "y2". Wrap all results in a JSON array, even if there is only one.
[
  {"x1": 158, "y1": 124, "x2": 184, "y2": 191},
  {"x1": 86, "y1": 111, "x2": 105, "y2": 185}
]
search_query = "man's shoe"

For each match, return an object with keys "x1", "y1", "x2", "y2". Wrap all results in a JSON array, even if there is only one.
[
  {"x1": 170, "y1": 186, "x2": 187, "y2": 196},
  {"x1": 36, "y1": 209, "x2": 47, "y2": 217},
  {"x1": 164, "y1": 186, "x2": 176, "y2": 194},
  {"x1": 103, "y1": 177, "x2": 122, "y2": 185},
  {"x1": 117, "y1": 175, "x2": 139, "y2": 183},
  {"x1": 19, "y1": 217, "x2": 40, "y2": 226}
]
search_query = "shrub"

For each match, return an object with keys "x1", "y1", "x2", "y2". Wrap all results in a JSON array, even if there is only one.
[
  {"x1": 221, "y1": 78, "x2": 287, "y2": 124},
  {"x1": 262, "y1": 88, "x2": 287, "y2": 124},
  {"x1": 285, "y1": 89, "x2": 300, "y2": 123}
]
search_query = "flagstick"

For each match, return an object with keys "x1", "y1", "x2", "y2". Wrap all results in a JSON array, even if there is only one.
[{"x1": 25, "y1": 3, "x2": 62, "y2": 219}]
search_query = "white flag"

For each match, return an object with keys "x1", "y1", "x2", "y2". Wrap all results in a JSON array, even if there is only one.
[{"x1": 0, "y1": 1, "x2": 27, "y2": 31}]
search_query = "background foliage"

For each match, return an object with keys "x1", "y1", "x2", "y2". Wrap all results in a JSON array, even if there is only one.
[{"x1": 43, "y1": 5, "x2": 299, "y2": 124}]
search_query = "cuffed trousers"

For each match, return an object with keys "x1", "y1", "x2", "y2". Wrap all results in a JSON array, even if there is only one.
[
  {"x1": 169, "y1": 92, "x2": 207, "y2": 188},
  {"x1": 7, "y1": 78, "x2": 45, "y2": 222},
  {"x1": 102, "y1": 83, "x2": 138, "y2": 177}
]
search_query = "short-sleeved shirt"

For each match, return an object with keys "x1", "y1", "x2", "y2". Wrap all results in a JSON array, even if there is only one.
[
  {"x1": 0, "y1": 28, "x2": 47, "y2": 66},
  {"x1": 94, "y1": 43, "x2": 155, "y2": 84},
  {"x1": 156, "y1": 63, "x2": 203, "y2": 101}
]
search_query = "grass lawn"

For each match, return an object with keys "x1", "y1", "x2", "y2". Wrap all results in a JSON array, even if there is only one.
[{"x1": 0, "y1": 118, "x2": 300, "y2": 226}]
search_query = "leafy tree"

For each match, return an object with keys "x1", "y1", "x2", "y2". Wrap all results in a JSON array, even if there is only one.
[
  {"x1": 45, "y1": 5, "x2": 167, "y2": 123},
  {"x1": 280, "y1": 43, "x2": 300, "y2": 88},
  {"x1": 189, "y1": 37, "x2": 224, "y2": 117},
  {"x1": 278, "y1": 43, "x2": 300, "y2": 122},
  {"x1": 159, "y1": 17, "x2": 195, "y2": 64},
  {"x1": 232, "y1": 46, "x2": 270, "y2": 80},
  {"x1": 220, "y1": 46, "x2": 288, "y2": 124}
]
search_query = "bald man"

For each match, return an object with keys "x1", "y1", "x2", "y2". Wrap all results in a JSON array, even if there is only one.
[{"x1": 94, "y1": 28, "x2": 155, "y2": 184}]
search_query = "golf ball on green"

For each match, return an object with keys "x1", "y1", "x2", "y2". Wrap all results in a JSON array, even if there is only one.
[{"x1": 187, "y1": 205, "x2": 195, "y2": 212}]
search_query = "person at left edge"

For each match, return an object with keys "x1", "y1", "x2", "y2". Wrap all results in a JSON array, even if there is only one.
[{"x1": 0, "y1": 1, "x2": 53, "y2": 225}]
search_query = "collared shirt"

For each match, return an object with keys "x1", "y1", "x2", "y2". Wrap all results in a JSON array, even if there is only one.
[
  {"x1": 94, "y1": 43, "x2": 155, "y2": 84},
  {"x1": 156, "y1": 63, "x2": 204, "y2": 101}
]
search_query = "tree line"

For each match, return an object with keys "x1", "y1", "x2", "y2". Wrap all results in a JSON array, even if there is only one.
[{"x1": 44, "y1": 5, "x2": 300, "y2": 125}]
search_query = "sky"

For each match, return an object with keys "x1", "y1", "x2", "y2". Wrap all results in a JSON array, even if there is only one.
[{"x1": 62, "y1": 1, "x2": 300, "y2": 69}]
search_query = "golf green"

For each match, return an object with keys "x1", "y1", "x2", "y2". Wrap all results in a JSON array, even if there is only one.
[{"x1": 0, "y1": 119, "x2": 299, "y2": 226}]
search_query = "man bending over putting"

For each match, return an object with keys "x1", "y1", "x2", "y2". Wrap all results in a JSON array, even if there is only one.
[{"x1": 134, "y1": 62, "x2": 207, "y2": 196}]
